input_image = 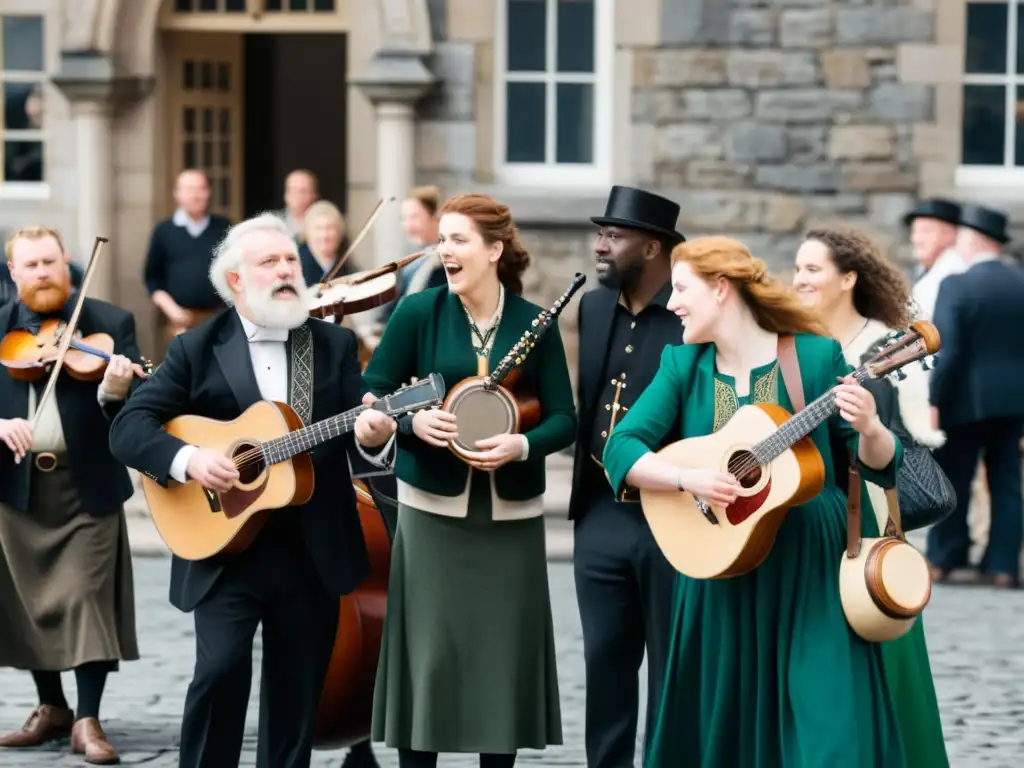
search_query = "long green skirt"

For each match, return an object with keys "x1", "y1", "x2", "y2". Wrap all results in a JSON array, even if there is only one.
[
  {"x1": 370, "y1": 470, "x2": 562, "y2": 753},
  {"x1": 882, "y1": 619, "x2": 949, "y2": 768},
  {"x1": 644, "y1": 487, "x2": 906, "y2": 767}
]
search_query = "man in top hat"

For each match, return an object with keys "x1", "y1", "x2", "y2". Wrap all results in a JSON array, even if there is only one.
[
  {"x1": 904, "y1": 198, "x2": 964, "y2": 320},
  {"x1": 569, "y1": 185, "x2": 685, "y2": 768},
  {"x1": 927, "y1": 202, "x2": 1024, "y2": 588}
]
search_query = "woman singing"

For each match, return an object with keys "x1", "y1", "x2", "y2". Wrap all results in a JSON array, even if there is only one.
[
  {"x1": 602, "y1": 236, "x2": 906, "y2": 767},
  {"x1": 362, "y1": 194, "x2": 574, "y2": 768},
  {"x1": 794, "y1": 225, "x2": 948, "y2": 768}
]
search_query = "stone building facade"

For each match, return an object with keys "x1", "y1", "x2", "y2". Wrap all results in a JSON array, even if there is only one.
[{"x1": 0, "y1": 0, "x2": 1010, "y2": 370}]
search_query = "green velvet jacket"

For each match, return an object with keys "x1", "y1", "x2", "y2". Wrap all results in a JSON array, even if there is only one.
[
  {"x1": 362, "y1": 286, "x2": 578, "y2": 500},
  {"x1": 602, "y1": 334, "x2": 902, "y2": 507}
]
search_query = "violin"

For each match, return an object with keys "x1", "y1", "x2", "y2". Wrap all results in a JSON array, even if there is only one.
[
  {"x1": 308, "y1": 250, "x2": 429, "y2": 320},
  {"x1": 0, "y1": 318, "x2": 153, "y2": 383}
]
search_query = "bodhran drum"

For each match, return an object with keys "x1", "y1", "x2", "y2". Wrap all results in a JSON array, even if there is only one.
[
  {"x1": 443, "y1": 379, "x2": 520, "y2": 462},
  {"x1": 307, "y1": 272, "x2": 399, "y2": 321},
  {"x1": 838, "y1": 488, "x2": 932, "y2": 643}
]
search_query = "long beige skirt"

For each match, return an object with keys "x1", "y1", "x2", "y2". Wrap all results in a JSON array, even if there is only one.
[{"x1": 0, "y1": 465, "x2": 139, "y2": 670}]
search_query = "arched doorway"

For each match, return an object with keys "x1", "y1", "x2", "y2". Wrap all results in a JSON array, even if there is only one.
[{"x1": 159, "y1": 0, "x2": 350, "y2": 221}]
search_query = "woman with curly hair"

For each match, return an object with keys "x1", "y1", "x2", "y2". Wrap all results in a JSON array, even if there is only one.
[
  {"x1": 363, "y1": 194, "x2": 574, "y2": 767},
  {"x1": 604, "y1": 235, "x2": 906, "y2": 766},
  {"x1": 793, "y1": 225, "x2": 948, "y2": 768}
]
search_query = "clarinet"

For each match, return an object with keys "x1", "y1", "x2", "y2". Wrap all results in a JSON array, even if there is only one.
[{"x1": 484, "y1": 273, "x2": 587, "y2": 391}]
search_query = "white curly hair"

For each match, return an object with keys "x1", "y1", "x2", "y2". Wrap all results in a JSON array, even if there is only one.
[{"x1": 208, "y1": 211, "x2": 298, "y2": 305}]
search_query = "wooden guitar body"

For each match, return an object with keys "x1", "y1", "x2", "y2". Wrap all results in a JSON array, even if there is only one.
[
  {"x1": 140, "y1": 400, "x2": 314, "y2": 561},
  {"x1": 640, "y1": 403, "x2": 826, "y2": 580}
]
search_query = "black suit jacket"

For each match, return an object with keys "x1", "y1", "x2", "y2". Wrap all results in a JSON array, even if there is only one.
[
  {"x1": 108, "y1": 311, "x2": 372, "y2": 612},
  {"x1": 568, "y1": 285, "x2": 684, "y2": 520},
  {"x1": 929, "y1": 259, "x2": 1024, "y2": 428},
  {"x1": 0, "y1": 297, "x2": 139, "y2": 515}
]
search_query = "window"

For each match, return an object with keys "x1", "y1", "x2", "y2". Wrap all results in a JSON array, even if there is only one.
[
  {"x1": 172, "y1": 0, "x2": 335, "y2": 11},
  {"x1": 495, "y1": 0, "x2": 613, "y2": 186},
  {"x1": 0, "y1": 15, "x2": 45, "y2": 187}
]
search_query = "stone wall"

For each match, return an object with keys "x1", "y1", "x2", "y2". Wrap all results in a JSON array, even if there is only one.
[{"x1": 630, "y1": 0, "x2": 946, "y2": 270}]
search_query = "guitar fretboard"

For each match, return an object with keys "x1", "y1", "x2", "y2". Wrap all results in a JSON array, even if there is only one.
[
  {"x1": 751, "y1": 366, "x2": 871, "y2": 464},
  {"x1": 262, "y1": 405, "x2": 367, "y2": 464}
]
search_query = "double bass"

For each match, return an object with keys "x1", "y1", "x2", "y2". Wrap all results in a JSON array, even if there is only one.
[{"x1": 310, "y1": 203, "x2": 407, "y2": 749}]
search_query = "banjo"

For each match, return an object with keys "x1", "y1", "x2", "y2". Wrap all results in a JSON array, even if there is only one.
[{"x1": 442, "y1": 273, "x2": 587, "y2": 464}]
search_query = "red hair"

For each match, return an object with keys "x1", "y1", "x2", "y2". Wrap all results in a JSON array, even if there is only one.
[{"x1": 439, "y1": 193, "x2": 530, "y2": 296}]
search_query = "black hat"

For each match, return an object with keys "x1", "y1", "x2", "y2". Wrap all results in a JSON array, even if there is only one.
[
  {"x1": 958, "y1": 202, "x2": 1011, "y2": 244},
  {"x1": 902, "y1": 198, "x2": 961, "y2": 227},
  {"x1": 590, "y1": 186, "x2": 685, "y2": 243}
]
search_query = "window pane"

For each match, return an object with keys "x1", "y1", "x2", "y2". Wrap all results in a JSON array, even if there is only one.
[
  {"x1": 506, "y1": 82, "x2": 546, "y2": 163},
  {"x1": 4, "y1": 83, "x2": 43, "y2": 130},
  {"x1": 1016, "y1": 86, "x2": 1024, "y2": 165},
  {"x1": 199, "y1": 0, "x2": 217, "y2": 11},
  {"x1": 183, "y1": 107, "x2": 196, "y2": 134},
  {"x1": 962, "y1": 84, "x2": 1006, "y2": 165},
  {"x1": 965, "y1": 2, "x2": 1007, "y2": 74},
  {"x1": 507, "y1": 0, "x2": 546, "y2": 72},
  {"x1": 557, "y1": 0, "x2": 594, "y2": 73},
  {"x1": 313, "y1": 0, "x2": 335, "y2": 9},
  {"x1": 3, "y1": 16, "x2": 44, "y2": 72},
  {"x1": 289, "y1": 0, "x2": 308, "y2": 10},
  {"x1": 556, "y1": 83, "x2": 593, "y2": 163},
  {"x1": 5, "y1": 140, "x2": 43, "y2": 182},
  {"x1": 226, "y1": 0, "x2": 246, "y2": 11},
  {"x1": 266, "y1": 0, "x2": 282, "y2": 10},
  {"x1": 175, "y1": 0, "x2": 193, "y2": 10}
]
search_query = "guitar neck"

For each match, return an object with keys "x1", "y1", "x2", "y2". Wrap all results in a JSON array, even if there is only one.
[
  {"x1": 262, "y1": 404, "x2": 366, "y2": 464},
  {"x1": 752, "y1": 366, "x2": 868, "y2": 462}
]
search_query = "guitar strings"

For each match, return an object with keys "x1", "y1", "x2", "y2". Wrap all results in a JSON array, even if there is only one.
[{"x1": 725, "y1": 365, "x2": 875, "y2": 482}]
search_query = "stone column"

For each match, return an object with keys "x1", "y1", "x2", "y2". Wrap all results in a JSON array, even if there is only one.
[
  {"x1": 51, "y1": 53, "x2": 117, "y2": 301},
  {"x1": 70, "y1": 99, "x2": 114, "y2": 298},
  {"x1": 352, "y1": 52, "x2": 435, "y2": 268}
]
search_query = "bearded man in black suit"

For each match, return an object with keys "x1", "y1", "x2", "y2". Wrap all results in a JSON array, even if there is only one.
[{"x1": 109, "y1": 212, "x2": 397, "y2": 768}]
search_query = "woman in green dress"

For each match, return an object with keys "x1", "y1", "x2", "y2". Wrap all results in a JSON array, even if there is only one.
[
  {"x1": 362, "y1": 193, "x2": 575, "y2": 768},
  {"x1": 794, "y1": 225, "x2": 948, "y2": 768},
  {"x1": 602, "y1": 235, "x2": 907, "y2": 767}
]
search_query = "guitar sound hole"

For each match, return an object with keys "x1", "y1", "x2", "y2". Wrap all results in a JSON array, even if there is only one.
[
  {"x1": 231, "y1": 441, "x2": 266, "y2": 485},
  {"x1": 727, "y1": 450, "x2": 761, "y2": 488}
]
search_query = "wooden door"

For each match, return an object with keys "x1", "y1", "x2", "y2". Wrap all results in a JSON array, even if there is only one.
[{"x1": 164, "y1": 32, "x2": 244, "y2": 223}]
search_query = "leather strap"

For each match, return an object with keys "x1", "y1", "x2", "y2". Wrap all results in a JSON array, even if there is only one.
[
  {"x1": 883, "y1": 488, "x2": 905, "y2": 541},
  {"x1": 777, "y1": 335, "x2": 805, "y2": 412},
  {"x1": 846, "y1": 456, "x2": 862, "y2": 558}
]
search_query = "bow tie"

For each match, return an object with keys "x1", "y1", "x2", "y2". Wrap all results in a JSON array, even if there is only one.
[{"x1": 246, "y1": 327, "x2": 289, "y2": 343}]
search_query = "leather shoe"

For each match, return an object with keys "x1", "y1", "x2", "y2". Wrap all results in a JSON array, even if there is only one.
[
  {"x1": 71, "y1": 717, "x2": 119, "y2": 765},
  {"x1": 0, "y1": 704, "x2": 73, "y2": 747}
]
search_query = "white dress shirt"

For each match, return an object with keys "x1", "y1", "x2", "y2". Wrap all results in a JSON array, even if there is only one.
[
  {"x1": 168, "y1": 311, "x2": 394, "y2": 483},
  {"x1": 172, "y1": 208, "x2": 211, "y2": 238},
  {"x1": 911, "y1": 248, "x2": 966, "y2": 321}
]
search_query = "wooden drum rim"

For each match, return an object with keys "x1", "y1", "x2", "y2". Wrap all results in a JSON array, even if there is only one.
[
  {"x1": 864, "y1": 538, "x2": 932, "y2": 619},
  {"x1": 442, "y1": 377, "x2": 521, "y2": 461}
]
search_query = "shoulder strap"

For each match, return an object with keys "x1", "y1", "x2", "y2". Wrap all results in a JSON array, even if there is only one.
[{"x1": 777, "y1": 335, "x2": 805, "y2": 412}]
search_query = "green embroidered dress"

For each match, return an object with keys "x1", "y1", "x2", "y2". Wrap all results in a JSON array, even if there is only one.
[{"x1": 602, "y1": 336, "x2": 907, "y2": 768}]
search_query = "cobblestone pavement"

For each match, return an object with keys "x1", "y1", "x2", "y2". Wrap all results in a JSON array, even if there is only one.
[{"x1": 1, "y1": 555, "x2": 1023, "y2": 767}]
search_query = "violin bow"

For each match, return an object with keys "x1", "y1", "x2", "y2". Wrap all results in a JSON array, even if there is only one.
[
  {"x1": 347, "y1": 248, "x2": 430, "y2": 286},
  {"x1": 31, "y1": 236, "x2": 108, "y2": 426},
  {"x1": 320, "y1": 196, "x2": 396, "y2": 287}
]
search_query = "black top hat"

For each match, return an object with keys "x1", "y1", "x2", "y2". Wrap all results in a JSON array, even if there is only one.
[
  {"x1": 958, "y1": 202, "x2": 1011, "y2": 244},
  {"x1": 590, "y1": 186, "x2": 685, "y2": 243},
  {"x1": 902, "y1": 198, "x2": 961, "y2": 227}
]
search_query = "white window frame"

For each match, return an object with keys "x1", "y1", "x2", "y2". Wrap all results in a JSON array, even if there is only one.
[
  {"x1": 494, "y1": 0, "x2": 614, "y2": 188},
  {"x1": 0, "y1": 12, "x2": 48, "y2": 200},
  {"x1": 957, "y1": 0, "x2": 1024, "y2": 190}
]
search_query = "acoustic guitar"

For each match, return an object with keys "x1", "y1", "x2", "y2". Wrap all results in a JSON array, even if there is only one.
[
  {"x1": 142, "y1": 374, "x2": 445, "y2": 560},
  {"x1": 639, "y1": 322, "x2": 940, "y2": 580}
]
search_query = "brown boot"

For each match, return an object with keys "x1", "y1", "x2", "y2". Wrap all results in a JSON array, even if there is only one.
[
  {"x1": 70, "y1": 717, "x2": 119, "y2": 765},
  {"x1": 0, "y1": 704, "x2": 74, "y2": 747}
]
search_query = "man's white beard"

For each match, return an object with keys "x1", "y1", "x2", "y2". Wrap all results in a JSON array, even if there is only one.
[{"x1": 243, "y1": 272, "x2": 309, "y2": 330}]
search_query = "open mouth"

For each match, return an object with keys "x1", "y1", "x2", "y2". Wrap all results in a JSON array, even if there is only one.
[
  {"x1": 273, "y1": 285, "x2": 298, "y2": 297},
  {"x1": 443, "y1": 263, "x2": 463, "y2": 276}
]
